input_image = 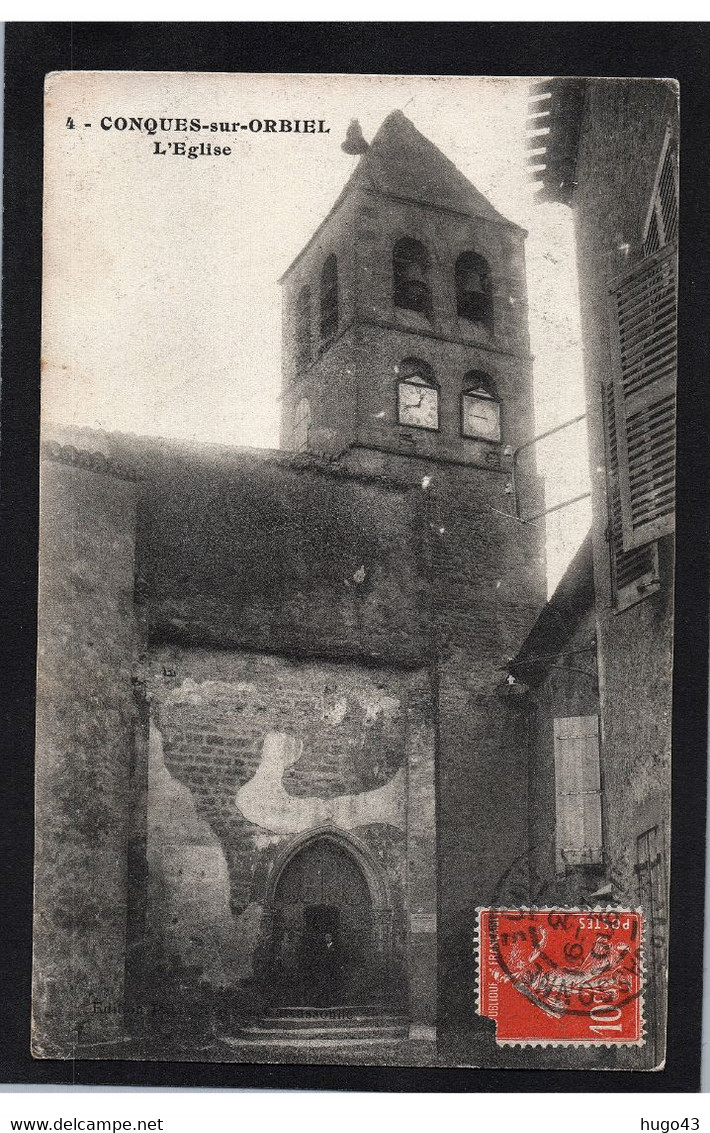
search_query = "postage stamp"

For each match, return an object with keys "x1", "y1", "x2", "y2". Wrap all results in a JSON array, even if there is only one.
[{"x1": 477, "y1": 909, "x2": 644, "y2": 1046}]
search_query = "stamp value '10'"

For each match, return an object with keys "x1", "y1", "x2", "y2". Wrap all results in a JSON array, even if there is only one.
[{"x1": 477, "y1": 909, "x2": 644, "y2": 1046}]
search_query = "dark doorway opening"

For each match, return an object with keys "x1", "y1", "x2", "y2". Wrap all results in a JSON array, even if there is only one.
[{"x1": 270, "y1": 837, "x2": 375, "y2": 1007}]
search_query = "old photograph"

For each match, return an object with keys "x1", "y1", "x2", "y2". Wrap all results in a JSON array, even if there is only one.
[{"x1": 33, "y1": 72, "x2": 676, "y2": 1070}]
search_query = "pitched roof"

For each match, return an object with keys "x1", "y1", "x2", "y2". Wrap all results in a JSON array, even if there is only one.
[
  {"x1": 508, "y1": 530, "x2": 595, "y2": 686},
  {"x1": 350, "y1": 110, "x2": 517, "y2": 226}
]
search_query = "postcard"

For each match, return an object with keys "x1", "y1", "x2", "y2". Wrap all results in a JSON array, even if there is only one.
[{"x1": 33, "y1": 71, "x2": 676, "y2": 1070}]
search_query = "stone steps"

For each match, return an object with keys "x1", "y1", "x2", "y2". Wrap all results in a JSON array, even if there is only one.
[
  {"x1": 221, "y1": 1032, "x2": 407, "y2": 1050},
  {"x1": 257, "y1": 1013, "x2": 406, "y2": 1031},
  {"x1": 221, "y1": 1009, "x2": 410, "y2": 1051},
  {"x1": 243, "y1": 1022, "x2": 408, "y2": 1038}
]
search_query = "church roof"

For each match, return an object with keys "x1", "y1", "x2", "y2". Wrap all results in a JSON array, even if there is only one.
[
  {"x1": 280, "y1": 110, "x2": 520, "y2": 282},
  {"x1": 348, "y1": 110, "x2": 517, "y2": 227}
]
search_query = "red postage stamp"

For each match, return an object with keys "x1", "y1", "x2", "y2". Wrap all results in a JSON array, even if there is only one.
[{"x1": 477, "y1": 909, "x2": 644, "y2": 1046}]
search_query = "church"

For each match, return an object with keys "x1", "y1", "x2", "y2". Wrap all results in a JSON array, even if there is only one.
[{"x1": 33, "y1": 111, "x2": 551, "y2": 1065}]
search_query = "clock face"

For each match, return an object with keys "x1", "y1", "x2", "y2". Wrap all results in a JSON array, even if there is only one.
[
  {"x1": 462, "y1": 391, "x2": 501, "y2": 441},
  {"x1": 398, "y1": 378, "x2": 439, "y2": 431}
]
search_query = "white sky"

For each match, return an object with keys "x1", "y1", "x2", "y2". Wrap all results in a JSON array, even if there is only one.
[{"x1": 42, "y1": 72, "x2": 590, "y2": 592}]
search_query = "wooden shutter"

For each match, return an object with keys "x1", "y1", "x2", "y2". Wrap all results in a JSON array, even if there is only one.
[
  {"x1": 601, "y1": 382, "x2": 660, "y2": 611},
  {"x1": 643, "y1": 130, "x2": 678, "y2": 256},
  {"x1": 657, "y1": 141, "x2": 678, "y2": 245},
  {"x1": 554, "y1": 716, "x2": 602, "y2": 871},
  {"x1": 643, "y1": 210, "x2": 660, "y2": 258},
  {"x1": 608, "y1": 241, "x2": 677, "y2": 551}
]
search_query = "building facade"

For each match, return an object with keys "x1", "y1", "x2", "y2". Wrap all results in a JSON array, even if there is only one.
[{"x1": 524, "y1": 77, "x2": 678, "y2": 1067}]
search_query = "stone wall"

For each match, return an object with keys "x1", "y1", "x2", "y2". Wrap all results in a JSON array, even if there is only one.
[
  {"x1": 132, "y1": 647, "x2": 435, "y2": 1035},
  {"x1": 32, "y1": 452, "x2": 140, "y2": 1056},
  {"x1": 280, "y1": 182, "x2": 535, "y2": 471},
  {"x1": 342, "y1": 446, "x2": 545, "y2": 1034},
  {"x1": 430, "y1": 465, "x2": 543, "y2": 1032},
  {"x1": 129, "y1": 440, "x2": 429, "y2": 668},
  {"x1": 277, "y1": 134, "x2": 546, "y2": 1043},
  {"x1": 36, "y1": 433, "x2": 441, "y2": 1047},
  {"x1": 36, "y1": 427, "x2": 543, "y2": 1056}
]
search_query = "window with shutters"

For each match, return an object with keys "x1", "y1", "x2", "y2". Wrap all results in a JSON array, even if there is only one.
[
  {"x1": 608, "y1": 241, "x2": 676, "y2": 552},
  {"x1": 320, "y1": 254, "x2": 339, "y2": 342},
  {"x1": 642, "y1": 131, "x2": 678, "y2": 258},
  {"x1": 554, "y1": 715, "x2": 603, "y2": 872},
  {"x1": 602, "y1": 381, "x2": 660, "y2": 611}
]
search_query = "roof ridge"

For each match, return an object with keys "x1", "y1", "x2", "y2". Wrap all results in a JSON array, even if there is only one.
[{"x1": 354, "y1": 110, "x2": 518, "y2": 229}]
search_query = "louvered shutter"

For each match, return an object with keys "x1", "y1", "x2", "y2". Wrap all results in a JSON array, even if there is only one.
[
  {"x1": 601, "y1": 382, "x2": 660, "y2": 611},
  {"x1": 643, "y1": 211, "x2": 660, "y2": 258},
  {"x1": 644, "y1": 133, "x2": 678, "y2": 256},
  {"x1": 554, "y1": 716, "x2": 602, "y2": 871},
  {"x1": 657, "y1": 142, "x2": 678, "y2": 245},
  {"x1": 608, "y1": 242, "x2": 677, "y2": 551}
]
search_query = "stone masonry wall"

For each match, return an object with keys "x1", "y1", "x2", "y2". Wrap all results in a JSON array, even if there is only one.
[
  {"x1": 134, "y1": 441, "x2": 428, "y2": 669},
  {"x1": 136, "y1": 646, "x2": 434, "y2": 1033},
  {"x1": 281, "y1": 181, "x2": 534, "y2": 471},
  {"x1": 40, "y1": 414, "x2": 542, "y2": 1054},
  {"x1": 46, "y1": 430, "x2": 429, "y2": 670},
  {"x1": 32, "y1": 454, "x2": 140, "y2": 1056},
  {"x1": 342, "y1": 446, "x2": 546, "y2": 1037}
]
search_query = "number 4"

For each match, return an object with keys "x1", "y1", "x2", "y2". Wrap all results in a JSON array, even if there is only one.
[{"x1": 66, "y1": 116, "x2": 75, "y2": 129}]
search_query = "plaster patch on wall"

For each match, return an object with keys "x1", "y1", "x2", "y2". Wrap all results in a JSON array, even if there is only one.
[
  {"x1": 236, "y1": 731, "x2": 405, "y2": 834},
  {"x1": 253, "y1": 833, "x2": 284, "y2": 851},
  {"x1": 362, "y1": 693, "x2": 400, "y2": 725},
  {"x1": 162, "y1": 677, "x2": 254, "y2": 708},
  {"x1": 323, "y1": 697, "x2": 348, "y2": 725}
]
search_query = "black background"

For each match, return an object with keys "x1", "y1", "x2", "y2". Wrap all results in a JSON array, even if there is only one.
[{"x1": 1, "y1": 21, "x2": 708, "y2": 1093}]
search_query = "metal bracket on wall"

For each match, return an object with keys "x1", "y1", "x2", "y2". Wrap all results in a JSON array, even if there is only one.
[{"x1": 511, "y1": 411, "x2": 591, "y2": 522}]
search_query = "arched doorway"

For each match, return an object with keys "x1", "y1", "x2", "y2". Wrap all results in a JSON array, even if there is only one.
[{"x1": 269, "y1": 834, "x2": 381, "y2": 1007}]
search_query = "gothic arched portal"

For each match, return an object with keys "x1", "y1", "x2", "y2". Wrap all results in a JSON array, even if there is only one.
[{"x1": 265, "y1": 830, "x2": 398, "y2": 1008}]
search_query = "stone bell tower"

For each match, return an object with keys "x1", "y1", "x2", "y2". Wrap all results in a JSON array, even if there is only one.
[
  {"x1": 279, "y1": 110, "x2": 535, "y2": 480},
  {"x1": 279, "y1": 112, "x2": 545, "y2": 1036}
]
